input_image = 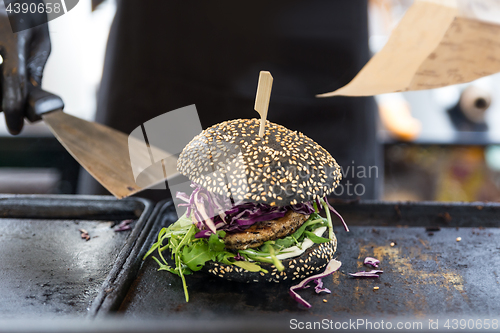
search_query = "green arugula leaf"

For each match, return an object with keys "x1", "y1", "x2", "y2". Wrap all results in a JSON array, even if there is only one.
[
  {"x1": 238, "y1": 249, "x2": 274, "y2": 263},
  {"x1": 304, "y1": 231, "x2": 330, "y2": 244},
  {"x1": 143, "y1": 227, "x2": 168, "y2": 260},
  {"x1": 232, "y1": 260, "x2": 263, "y2": 272},
  {"x1": 169, "y1": 236, "x2": 180, "y2": 251},
  {"x1": 319, "y1": 198, "x2": 335, "y2": 241},
  {"x1": 152, "y1": 256, "x2": 176, "y2": 274},
  {"x1": 215, "y1": 251, "x2": 236, "y2": 265},
  {"x1": 175, "y1": 253, "x2": 189, "y2": 302},
  {"x1": 292, "y1": 218, "x2": 322, "y2": 240},
  {"x1": 309, "y1": 212, "x2": 323, "y2": 221},
  {"x1": 180, "y1": 242, "x2": 213, "y2": 271},
  {"x1": 260, "y1": 242, "x2": 272, "y2": 253},
  {"x1": 177, "y1": 213, "x2": 194, "y2": 227},
  {"x1": 274, "y1": 236, "x2": 295, "y2": 249},
  {"x1": 267, "y1": 242, "x2": 284, "y2": 271},
  {"x1": 208, "y1": 232, "x2": 225, "y2": 253},
  {"x1": 176, "y1": 225, "x2": 196, "y2": 253}
]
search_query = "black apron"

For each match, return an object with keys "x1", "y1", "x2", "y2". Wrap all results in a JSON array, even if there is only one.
[{"x1": 81, "y1": 0, "x2": 382, "y2": 201}]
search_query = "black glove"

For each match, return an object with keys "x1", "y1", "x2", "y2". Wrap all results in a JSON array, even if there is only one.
[{"x1": 0, "y1": 0, "x2": 51, "y2": 135}]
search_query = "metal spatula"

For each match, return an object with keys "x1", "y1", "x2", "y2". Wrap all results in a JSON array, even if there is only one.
[{"x1": 25, "y1": 86, "x2": 164, "y2": 199}]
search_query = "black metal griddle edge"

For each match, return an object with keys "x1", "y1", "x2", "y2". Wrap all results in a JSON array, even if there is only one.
[
  {"x1": 89, "y1": 199, "x2": 175, "y2": 318},
  {"x1": 83, "y1": 196, "x2": 155, "y2": 318},
  {"x1": 330, "y1": 199, "x2": 500, "y2": 227},
  {"x1": 0, "y1": 194, "x2": 146, "y2": 220}
]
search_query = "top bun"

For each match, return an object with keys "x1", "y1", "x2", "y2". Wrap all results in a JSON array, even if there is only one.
[{"x1": 177, "y1": 118, "x2": 341, "y2": 206}]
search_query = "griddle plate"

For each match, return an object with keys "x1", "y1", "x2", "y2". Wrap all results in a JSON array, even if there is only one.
[{"x1": 119, "y1": 201, "x2": 500, "y2": 320}]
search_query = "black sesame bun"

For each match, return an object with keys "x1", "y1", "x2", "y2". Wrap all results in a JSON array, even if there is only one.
[
  {"x1": 177, "y1": 118, "x2": 342, "y2": 206},
  {"x1": 202, "y1": 235, "x2": 337, "y2": 283}
]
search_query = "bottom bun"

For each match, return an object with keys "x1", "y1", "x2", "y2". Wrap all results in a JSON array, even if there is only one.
[{"x1": 202, "y1": 232, "x2": 337, "y2": 283}]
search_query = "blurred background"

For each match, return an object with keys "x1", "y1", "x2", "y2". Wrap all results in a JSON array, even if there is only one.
[
  {"x1": 369, "y1": 0, "x2": 500, "y2": 202},
  {"x1": 2, "y1": 0, "x2": 500, "y2": 202}
]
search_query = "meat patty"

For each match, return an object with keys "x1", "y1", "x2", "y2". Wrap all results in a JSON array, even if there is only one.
[{"x1": 223, "y1": 211, "x2": 309, "y2": 250}]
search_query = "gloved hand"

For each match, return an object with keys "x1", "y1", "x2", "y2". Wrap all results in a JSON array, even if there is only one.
[{"x1": 0, "y1": 0, "x2": 51, "y2": 135}]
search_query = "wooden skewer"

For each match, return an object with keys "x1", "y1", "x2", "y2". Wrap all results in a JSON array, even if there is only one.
[{"x1": 254, "y1": 71, "x2": 273, "y2": 137}]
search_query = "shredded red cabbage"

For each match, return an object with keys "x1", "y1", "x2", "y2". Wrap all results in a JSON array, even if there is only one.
[
  {"x1": 177, "y1": 182, "x2": 348, "y2": 238},
  {"x1": 348, "y1": 270, "x2": 384, "y2": 278},
  {"x1": 313, "y1": 278, "x2": 331, "y2": 294},
  {"x1": 177, "y1": 183, "x2": 316, "y2": 238},
  {"x1": 114, "y1": 219, "x2": 133, "y2": 232},
  {"x1": 302, "y1": 278, "x2": 331, "y2": 293},
  {"x1": 289, "y1": 259, "x2": 342, "y2": 308},
  {"x1": 324, "y1": 199, "x2": 349, "y2": 232},
  {"x1": 233, "y1": 253, "x2": 245, "y2": 261},
  {"x1": 363, "y1": 256, "x2": 380, "y2": 268}
]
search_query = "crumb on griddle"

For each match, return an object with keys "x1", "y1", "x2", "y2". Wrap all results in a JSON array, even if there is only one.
[{"x1": 79, "y1": 228, "x2": 90, "y2": 241}]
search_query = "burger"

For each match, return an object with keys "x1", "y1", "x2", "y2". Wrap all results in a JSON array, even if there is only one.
[{"x1": 144, "y1": 118, "x2": 347, "y2": 302}]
